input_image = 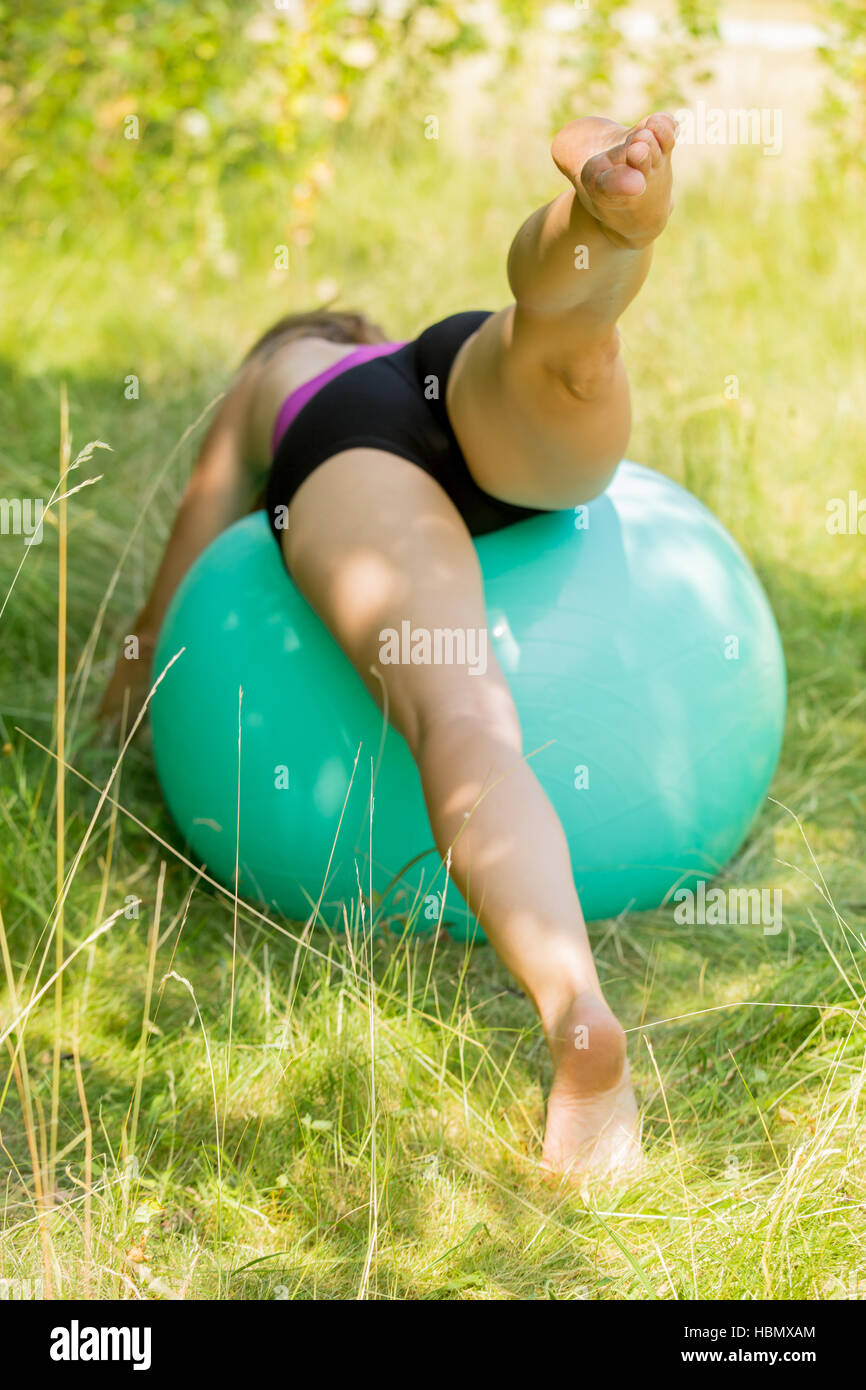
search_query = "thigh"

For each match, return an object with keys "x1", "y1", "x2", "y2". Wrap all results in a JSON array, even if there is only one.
[{"x1": 283, "y1": 447, "x2": 521, "y2": 754}]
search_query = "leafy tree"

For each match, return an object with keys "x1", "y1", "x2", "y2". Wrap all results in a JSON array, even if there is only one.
[{"x1": 0, "y1": 1, "x2": 487, "y2": 248}]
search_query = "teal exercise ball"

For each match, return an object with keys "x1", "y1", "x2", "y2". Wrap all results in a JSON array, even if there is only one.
[{"x1": 151, "y1": 462, "x2": 786, "y2": 939}]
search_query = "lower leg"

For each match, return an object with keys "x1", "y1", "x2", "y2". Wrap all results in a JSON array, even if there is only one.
[
  {"x1": 505, "y1": 113, "x2": 677, "y2": 386},
  {"x1": 409, "y1": 706, "x2": 640, "y2": 1174}
]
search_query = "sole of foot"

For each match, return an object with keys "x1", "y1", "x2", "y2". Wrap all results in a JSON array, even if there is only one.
[{"x1": 554, "y1": 112, "x2": 677, "y2": 250}]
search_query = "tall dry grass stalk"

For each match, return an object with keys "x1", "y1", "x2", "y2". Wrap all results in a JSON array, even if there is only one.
[{"x1": 49, "y1": 384, "x2": 70, "y2": 1221}]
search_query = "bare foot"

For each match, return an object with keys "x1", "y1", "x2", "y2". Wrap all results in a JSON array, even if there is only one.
[
  {"x1": 552, "y1": 113, "x2": 677, "y2": 249},
  {"x1": 540, "y1": 992, "x2": 643, "y2": 1181}
]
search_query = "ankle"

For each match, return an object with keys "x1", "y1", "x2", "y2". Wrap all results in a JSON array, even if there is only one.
[{"x1": 541, "y1": 989, "x2": 627, "y2": 1088}]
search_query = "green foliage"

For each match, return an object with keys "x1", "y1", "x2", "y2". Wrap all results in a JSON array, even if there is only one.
[
  {"x1": 816, "y1": 0, "x2": 866, "y2": 173},
  {"x1": 0, "y1": 0, "x2": 488, "y2": 252},
  {"x1": 640, "y1": 0, "x2": 721, "y2": 111},
  {"x1": 3, "y1": 0, "x2": 755, "y2": 269},
  {"x1": 575, "y1": 0, "x2": 632, "y2": 96},
  {"x1": 675, "y1": 0, "x2": 720, "y2": 40},
  {"x1": 550, "y1": 0, "x2": 720, "y2": 130}
]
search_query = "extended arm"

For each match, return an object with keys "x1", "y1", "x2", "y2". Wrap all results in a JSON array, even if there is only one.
[{"x1": 99, "y1": 368, "x2": 263, "y2": 723}]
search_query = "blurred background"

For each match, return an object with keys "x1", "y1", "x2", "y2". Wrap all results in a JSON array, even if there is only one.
[{"x1": 0, "y1": 1, "x2": 864, "y2": 1301}]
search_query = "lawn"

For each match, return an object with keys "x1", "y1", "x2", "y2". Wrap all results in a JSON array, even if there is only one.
[{"x1": 0, "y1": 120, "x2": 864, "y2": 1299}]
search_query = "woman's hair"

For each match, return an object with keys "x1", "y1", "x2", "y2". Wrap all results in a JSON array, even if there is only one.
[{"x1": 242, "y1": 308, "x2": 388, "y2": 364}]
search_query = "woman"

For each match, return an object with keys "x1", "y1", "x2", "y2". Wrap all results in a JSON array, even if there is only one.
[{"x1": 101, "y1": 113, "x2": 677, "y2": 1178}]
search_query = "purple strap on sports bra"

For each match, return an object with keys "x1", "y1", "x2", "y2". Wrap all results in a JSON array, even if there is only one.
[{"x1": 270, "y1": 340, "x2": 407, "y2": 455}]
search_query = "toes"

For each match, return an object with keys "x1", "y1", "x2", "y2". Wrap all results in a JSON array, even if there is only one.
[
  {"x1": 582, "y1": 148, "x2": 648, "y2": 201},
  {"x1": 644, "y1": 111, "x2": 678, "y2": 155},
  {"x1": 624, "y1": 141, "x2": 650, "y2": 174},
  {"x1": 625, "y1": 130, "x2": 660, "y2": 171},
  {"x1": 592, "y1": 162, "x2": 647, "y2": 199}
]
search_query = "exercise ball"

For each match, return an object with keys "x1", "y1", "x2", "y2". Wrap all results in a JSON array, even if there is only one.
[{"x1": 150, "y1": 461, "x2": 786, "y2": 939}]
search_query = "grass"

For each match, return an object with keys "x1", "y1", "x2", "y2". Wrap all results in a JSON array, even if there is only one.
[{"x1": 0, "y1": 121, "x2": 865, "y2": 1300}]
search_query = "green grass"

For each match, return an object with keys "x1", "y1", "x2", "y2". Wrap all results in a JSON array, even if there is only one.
[{"x1": 0, "y1": 127, "x2": 865, "y2": 1300}]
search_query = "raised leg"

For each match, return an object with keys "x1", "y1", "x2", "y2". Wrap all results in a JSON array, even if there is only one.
[
  {"x1": 448, "y1": 113, "x2": 677, "y2": 510},
  {"x1": 285, "y1": 448, "x2": 642, "y2": 1177}
]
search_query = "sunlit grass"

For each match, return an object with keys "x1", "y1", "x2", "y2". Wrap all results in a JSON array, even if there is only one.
[{"x1": 0, "y1": 125, "x2": 864, "y2": 1299}]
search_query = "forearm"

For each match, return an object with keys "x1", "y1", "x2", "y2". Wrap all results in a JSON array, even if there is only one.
[
  {"x1": 134, "y1": 471, "x2": 248, "y2": 638},
  {"x1": 134, "y1": 381, "x2": 260, "y2": 639}
]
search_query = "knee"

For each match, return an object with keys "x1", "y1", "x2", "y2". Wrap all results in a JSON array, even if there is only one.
[
  {"x1": 405, "y1": 686, "x2": 523, "y2": 762},
  {"x1": 551, "y1": 327, "x2": 622, "y2": 403}
]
